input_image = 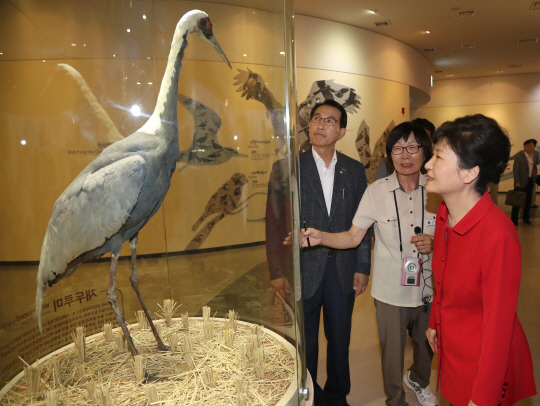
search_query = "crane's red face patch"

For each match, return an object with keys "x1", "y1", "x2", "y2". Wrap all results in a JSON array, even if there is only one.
[{"x1": 197, "y1": 17, "x2": 214, "y2": 38}]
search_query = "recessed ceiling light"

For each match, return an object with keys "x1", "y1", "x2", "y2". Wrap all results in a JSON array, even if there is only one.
[
  {"x1": 462, "y1": 44, "x2": 475, "y2": 49},
  {"x1": 446, "y1": 74, "x2": 454, "y2": 77},
  {"x1": 367, "y1": 10, "x2": 376, "y2": 14},
  {"x1": 459, "y1": 10, "x2": 475, "y2": 17},
  {"x1": 518, "y1": 38, "x2": 538, "y2": 44},
  {"x1": 424, "y1": 48, "x2": 436, "y2": 52},
  {"x1": 423, "y1": 31, "x2": 431, "y2": 34},
  {"x1": 375, "y1": 20, "x2": 391, "y2": 26},
  {"x1": 496, "y1": 70, "x2": 504, "y2": 73}
]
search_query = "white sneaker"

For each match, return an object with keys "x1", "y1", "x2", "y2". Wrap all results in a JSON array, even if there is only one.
[{"x1": 403, "y1": 371, "x2": 438, "y2": 406}]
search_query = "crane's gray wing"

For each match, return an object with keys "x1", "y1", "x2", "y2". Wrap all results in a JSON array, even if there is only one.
[{"x1": 38, "y1": 155, "x2": 147, "y2": 286}]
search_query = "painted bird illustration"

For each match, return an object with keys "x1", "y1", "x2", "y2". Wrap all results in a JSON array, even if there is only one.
[
  {"x1": 177, "y1": 94, "x2": 246, "y2": 166},
  {"x1": 35, "y1": 9, "x2": 231, "y2": 357},
  {"x1": 186, "y1": 173, "x2": 249, "y2": 250}
]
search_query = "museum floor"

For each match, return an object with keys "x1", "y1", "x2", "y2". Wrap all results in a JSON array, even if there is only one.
[{"x1": 315, "y1": 194, "x2": 540, "y2": 406}]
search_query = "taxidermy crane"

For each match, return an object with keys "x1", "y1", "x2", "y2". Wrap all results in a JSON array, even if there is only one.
[{"x1": 35, "y1": 9, "x2": 231, "y2": 357}]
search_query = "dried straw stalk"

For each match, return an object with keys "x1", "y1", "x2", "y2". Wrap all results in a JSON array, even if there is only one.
[
  {"x1": 202, "y1": 306, "x2": 211, "y2": 323},
  {"x1": 71, "y1": 326, "x2": 86, "y2": 363},
  {"x1": 143, "y1": 384, "x2": 159, "y2": 403},
  {"x1": 103, "y1": 323, "x2": 114, "y2": 342},
  {"x1": 224, "y1": 329, "x2": 234, "y2": 349},
  {"x1": 157, "y1": 299, "x2": 181, "y2": 326},
  {"x1": 23, "y1": 361, "x2": 41, "y2": 395},
  {"x1": 182, "y1": 312, "x2": 189, "y2": 329},
  {"x1": 203, "y1": 367, "x2": 216, "y2": 387},
  {"x1": 203, "y1": 321, "x2": 214, "y2": 340},
  {"x1": 136, "y1": 310, "x2": 149, "y2": 330},
  {"x1": 52, "y1": 358, "x2": 62, "y2": 387},
  {"x1": 228, "y1": 310, "x2": 238, "y2": 331},
  {"x1": 236, "y1": 393, "x2": 248, "y2": 406},
  {"x1": 254, "y1": 347, "x2": 265, "y2": 378},
  {"x1": 86, "y1": 380, "x2": 96, "y2": 401},
  {"x1": 76, "y1": 363, "x2": 85, "y2": 379},
  {"x1": 168, "y1": 333, "x2": 179, "y2": 351},
  {"x1": 94, "y1": 383, "x2": 113, "y2": 406},
  {"x1": 46, "y1": 389, "x2": 59, "y2": 406},
  {"x1": 184, "y1": 335, "x2": 194, "y2": 353},
  {"x1": 115, "y1": 335, "x2": 126, "y2": 353},
  {"x1": 133, "y1": 355, "x2": 146, "y2": 382}
]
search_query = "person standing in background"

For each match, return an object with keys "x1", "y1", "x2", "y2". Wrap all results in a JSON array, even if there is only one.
[
  {"x1": 511, "y1": 139, "x2": 539, "y2": 225},
  {"x1": 531, "y1": 139, "x2": 539, "y2": 208}
]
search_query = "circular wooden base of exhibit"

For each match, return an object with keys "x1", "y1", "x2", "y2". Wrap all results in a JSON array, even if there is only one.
[{"x1": 0, "y1": 317, "x2": 298, "y2": 405}]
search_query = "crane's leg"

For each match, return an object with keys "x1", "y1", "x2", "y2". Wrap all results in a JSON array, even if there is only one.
[
  {"x1": 107, "y1": 254, "x2": 139, "y2": 356},
  {"x1": 129, "y1": 236, "x2": 169, "y2": 351}
]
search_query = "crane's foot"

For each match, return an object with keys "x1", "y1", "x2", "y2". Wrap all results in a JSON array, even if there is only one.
[
  {"x1": 157, "y1": 343, "x2": 170, "y2": 352},
  {"x1": 144, "y1": 371, "x2": 168, "y2": 383}
]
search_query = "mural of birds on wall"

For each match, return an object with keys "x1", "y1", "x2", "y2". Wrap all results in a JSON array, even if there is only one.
[
  {"x1": 177, "y1": 94, "x2": 246, "y2": 166},
  {"x1": 365, "y1": 120, "x2": 396, "y2": 183},
  {"x1": 233, "y1": 68, "x2": 287, "y2": 156},
  {"x1": 297, "y1": 79, "x2": 361, "y2": 151},
  {"x1": 35, "y1": 9, "x2": 231, "y2": 357},
  {"x1": 355, "y1": 119, "x2": 371, "y2": 168},
  {"x1": 186, "y1": 173, "x2": 249, "y2": 250}
]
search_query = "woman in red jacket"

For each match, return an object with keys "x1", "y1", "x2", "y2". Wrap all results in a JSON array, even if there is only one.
[{"x1": 424, "y1": 114, "x2": 536, "y2": 406}]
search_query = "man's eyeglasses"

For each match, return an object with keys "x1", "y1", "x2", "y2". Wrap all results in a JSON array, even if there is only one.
[
  {"x1": 391, "y1": 145, "x2": 422, "y2": 155},
  {"x1": 310, "y1": 115, "x2": 338, "y2": 127}
]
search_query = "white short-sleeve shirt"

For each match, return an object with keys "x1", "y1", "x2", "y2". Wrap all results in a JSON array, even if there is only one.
[{"x1": 352, "y1": 172, "x2": 440, "y2": 307}]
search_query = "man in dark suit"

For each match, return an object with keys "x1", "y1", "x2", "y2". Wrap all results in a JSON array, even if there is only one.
[
  {"x1": 266, "y1": 99, "x2": 371, "y2": 406},
  {"x1": 511, "y1": 139, "x2": 539, "y2": 225}
]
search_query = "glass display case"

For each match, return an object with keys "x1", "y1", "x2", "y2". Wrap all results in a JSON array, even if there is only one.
[{"x1": 0, "y1": 0, "x2": 307, "y2": 404}]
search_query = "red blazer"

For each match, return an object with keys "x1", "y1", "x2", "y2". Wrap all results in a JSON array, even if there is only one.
[{"x1": 429, "y1": 192, "x2": 536, "y2": 406}]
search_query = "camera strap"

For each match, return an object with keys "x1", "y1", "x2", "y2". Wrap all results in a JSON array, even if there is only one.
[{"x1": 392, "y1": 186, "x2": 425, "y2": 258}]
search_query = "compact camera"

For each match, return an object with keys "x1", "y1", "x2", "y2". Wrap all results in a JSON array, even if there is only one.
[{"x1": 401, "y1": 257, "x2": 421, "y2": 286}]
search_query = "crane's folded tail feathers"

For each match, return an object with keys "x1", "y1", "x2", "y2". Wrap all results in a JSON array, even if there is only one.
[{"x1": 35, "y1": 281, "x2": 47, "y2": 333}]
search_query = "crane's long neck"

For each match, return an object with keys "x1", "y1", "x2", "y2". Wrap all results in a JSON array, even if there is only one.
[{"x1": 140, "y1": 19, "x2": 192, "y2": 139}]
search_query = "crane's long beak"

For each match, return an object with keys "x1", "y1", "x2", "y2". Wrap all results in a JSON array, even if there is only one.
[{"x1": 209, "y1": 36, "x2": 232, "y2": 69}]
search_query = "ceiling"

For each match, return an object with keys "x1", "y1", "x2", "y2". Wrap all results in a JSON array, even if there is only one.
[{"x1": 294, "y1": 0, "x2": 540, "y2": 80}]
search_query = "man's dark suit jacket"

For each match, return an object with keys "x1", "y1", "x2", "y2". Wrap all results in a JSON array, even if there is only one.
[
  {"x1": 265, "y1": 148, "x2": 371, "y2": 300},
  {"x1": 513, "y1": 149, "x2": 539, "y2": 187}
]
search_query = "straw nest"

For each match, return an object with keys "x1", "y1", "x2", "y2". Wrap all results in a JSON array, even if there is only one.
[{"x1": 1, "y1": 312, "x2": 294, "y2": 406}]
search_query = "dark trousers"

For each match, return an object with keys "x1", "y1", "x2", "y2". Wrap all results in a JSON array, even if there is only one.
[
  {"x1": 303, "y1": 257, "x2": 355, "y2": 406},
  {"x1": 512, "y1": 177, "x2": 534, "y2": 222}
]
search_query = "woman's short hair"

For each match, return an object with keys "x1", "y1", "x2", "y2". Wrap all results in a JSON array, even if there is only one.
[
  {"x1": 433, "y1": 114, "x2": 511, "y2": 195},
  {"x1": 386, "y1": 121, "x2": 433, "y2": 167}
]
